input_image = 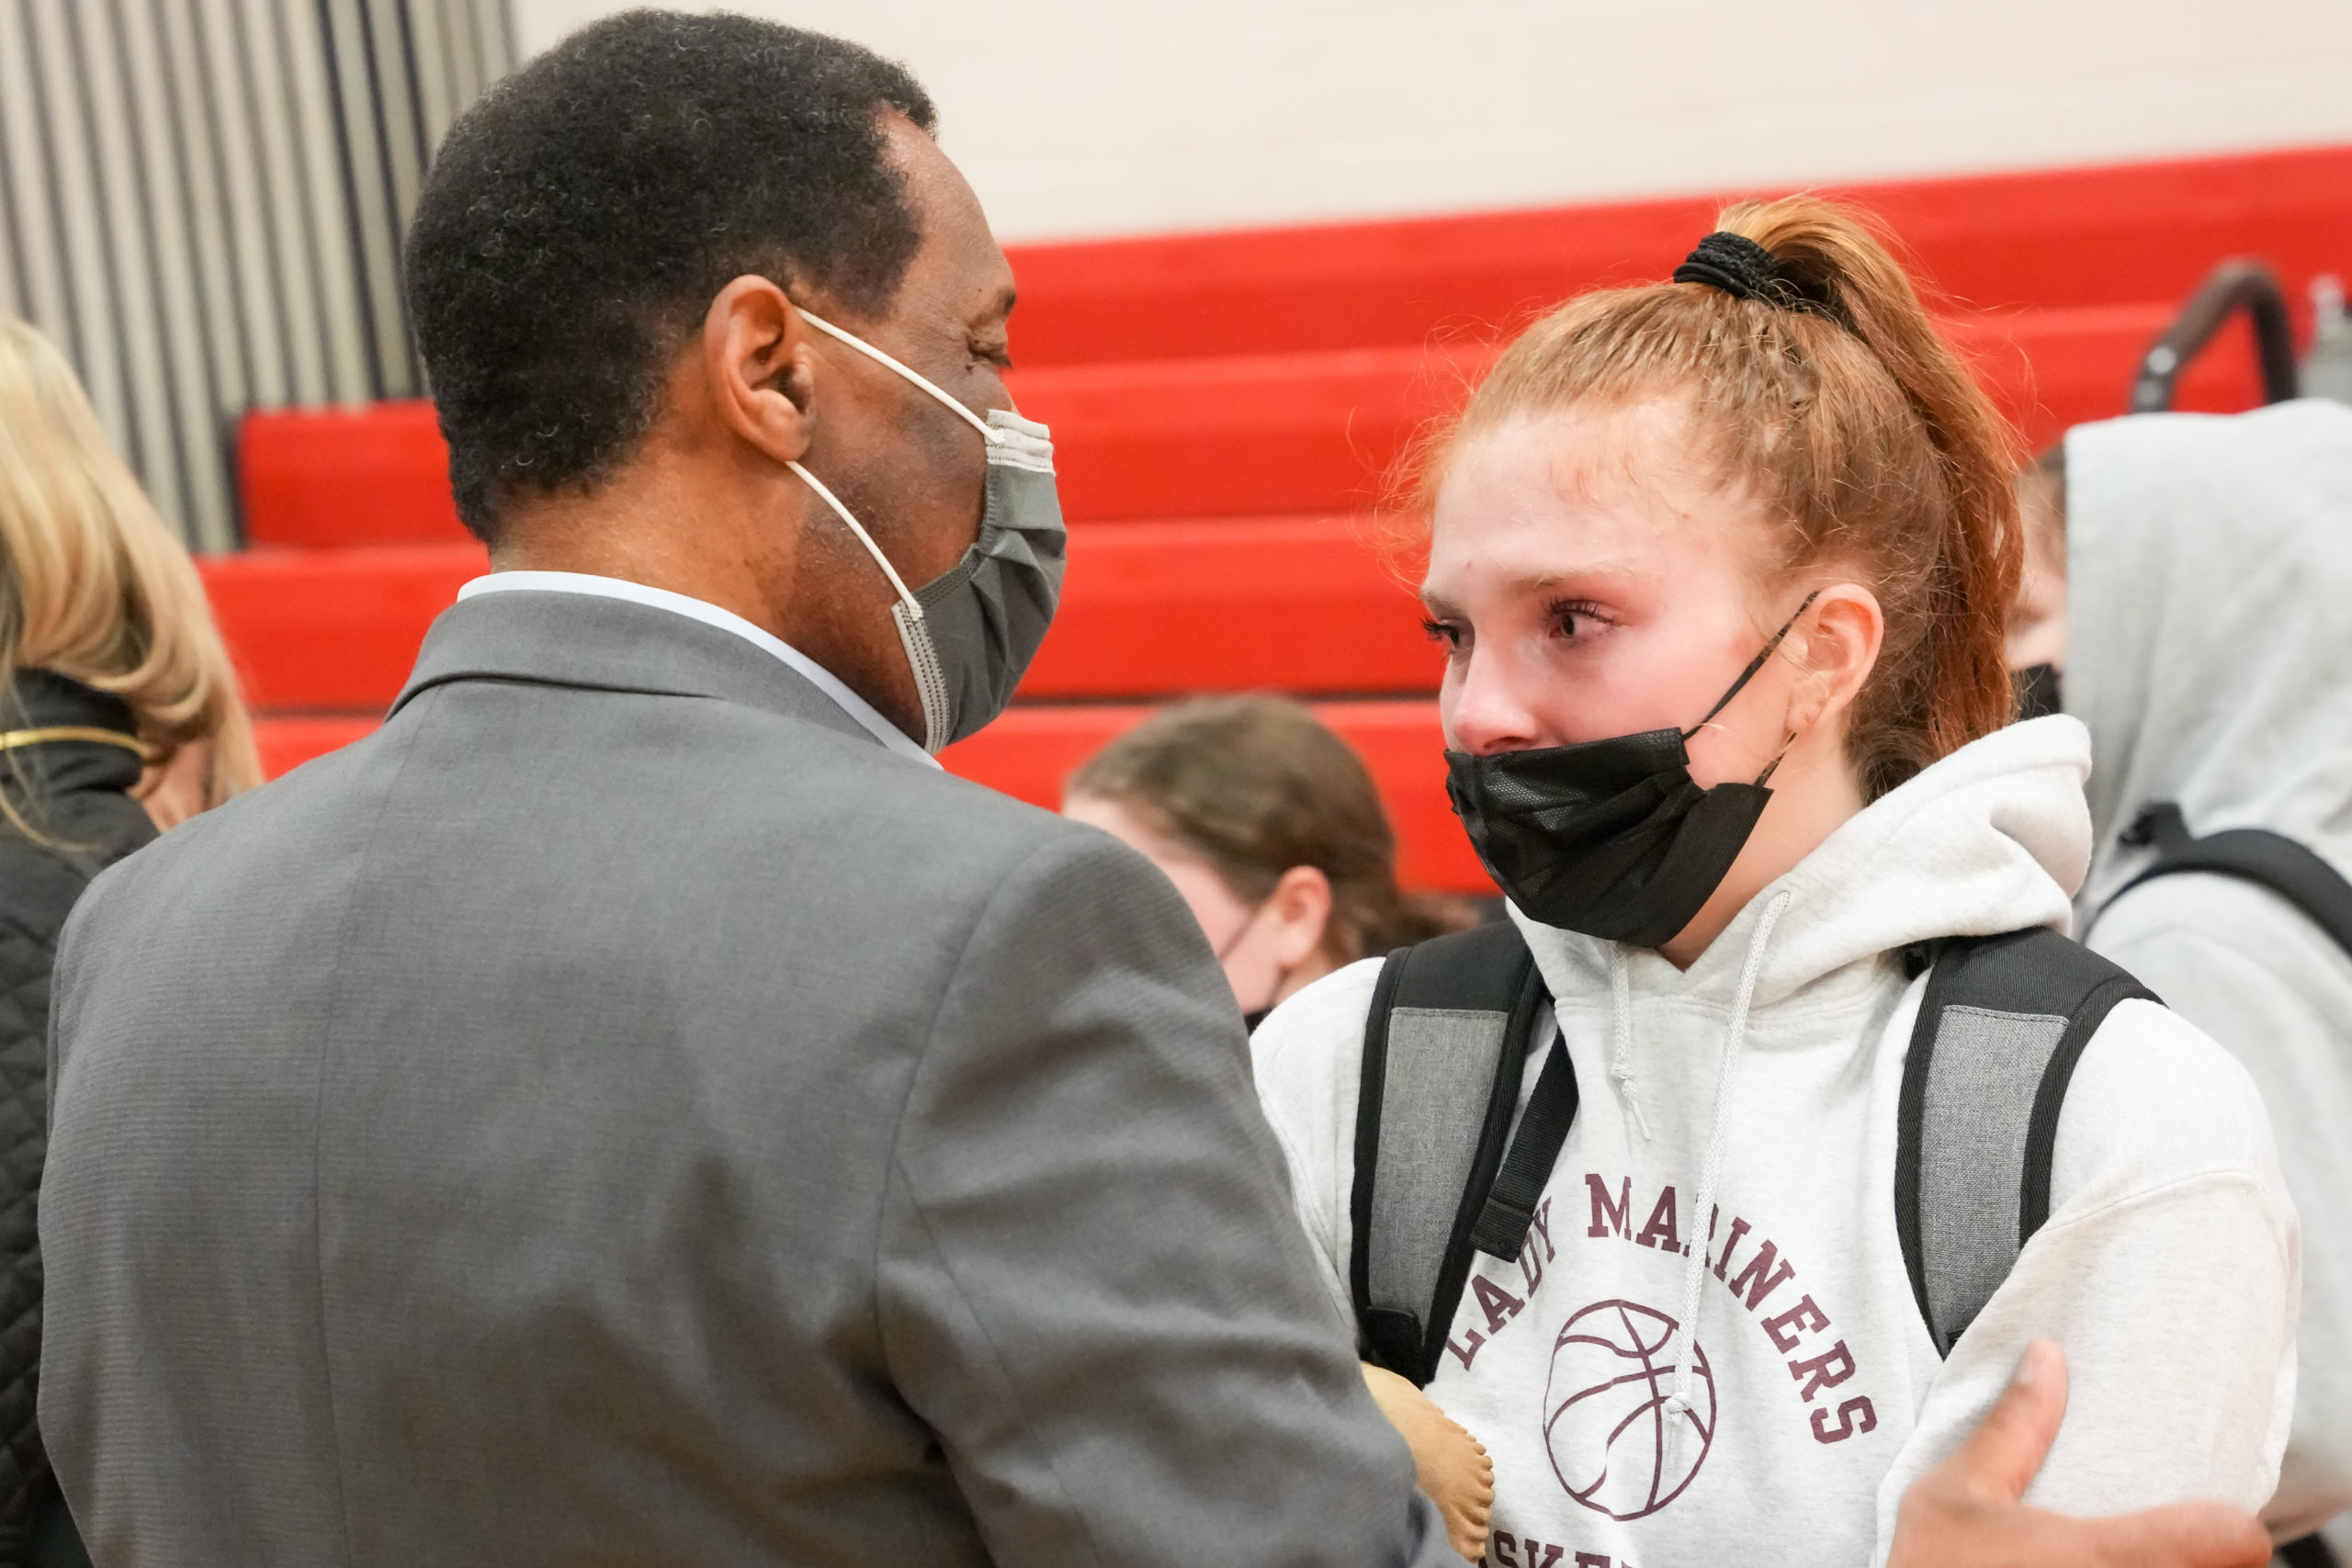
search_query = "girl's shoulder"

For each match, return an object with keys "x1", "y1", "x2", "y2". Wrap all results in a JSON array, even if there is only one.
[{"x1": 2052, "y1": 994, "x2": 2288, "y2": 1222}]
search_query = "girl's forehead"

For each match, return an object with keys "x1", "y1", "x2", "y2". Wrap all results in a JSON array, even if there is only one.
[{"x1": 1428, "y1": 402, "x2": 1762, "y2": 580}]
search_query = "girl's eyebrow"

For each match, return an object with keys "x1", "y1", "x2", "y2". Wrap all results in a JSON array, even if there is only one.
[
  {"x1": 1505, "y1": 565, "x2": 1644, "y2": 597},
  {"x1": 1421, "y1": 558, "x2": 1648, "y2": 613}
]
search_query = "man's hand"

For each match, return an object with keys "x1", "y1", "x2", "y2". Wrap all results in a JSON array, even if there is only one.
[
  {"x1": 1889, "y1": 1338, "x2": 2272, "y2": 1568},
  {"x1": 1362, "y1": 1364, "x2": 1494, "y2": 1562}
]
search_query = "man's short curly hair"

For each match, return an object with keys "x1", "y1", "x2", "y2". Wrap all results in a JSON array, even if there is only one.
[{"x1": 403, "y1": 10, "x2": 937, "y2": 539}]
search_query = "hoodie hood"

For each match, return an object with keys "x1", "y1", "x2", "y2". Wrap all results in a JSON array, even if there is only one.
[
  {"x1": 2067, "y1": 400, "x2": 2352, "y2": 911},
  {"x1": 1510, "y1": 715, "x2": 2094, "y2": 1021}
]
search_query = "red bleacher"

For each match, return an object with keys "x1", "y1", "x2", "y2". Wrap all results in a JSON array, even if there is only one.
[{"x1": 204, "y1": 143, "x2": 2352, "y2": 893}]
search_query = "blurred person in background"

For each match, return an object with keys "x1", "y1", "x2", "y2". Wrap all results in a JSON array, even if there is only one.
[
  {"x1": 1065, "y1": 694, "x2": 1495, "y2": 1556},
  {"x1": 1063, "y1": 694, "x2": 1474, "y2": 1031},
  {"x1": 2007, "y1": 399, "x2": 2352, "y2": 1564},
  {"x1": 2006, "y1": 449, "x2": 2067, "y2": 721},
  {"x1": 0, "y1": 317, "x2": 260, "y2": 1567}
]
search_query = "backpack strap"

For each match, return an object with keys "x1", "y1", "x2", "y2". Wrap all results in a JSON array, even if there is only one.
[
  {"x1": 1468, "y1": 1036, "x2": 1578, "y2": 1260},
  {"x1": 1895, "y1": 927, "x2": 2159, "y2": 1356},
  {"x1": 1351, "y1": 922, "x2": 1554, "y2": 1386},
  {"x1": 2279, "y1": 1534, "x2": 2343, "y2": 1568},
  {"x1": 2108, "y1": 802, "x2": 2352, "y2": 957}
]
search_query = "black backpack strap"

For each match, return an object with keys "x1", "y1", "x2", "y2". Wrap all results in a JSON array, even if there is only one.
[
  {"x1": 1895, "y1": 927, "x2": 2159, "y2": 1356},
  {"x1": 2280, "y1": 1534, "x2": 2342, "y2": 1568},
  {"x1": 1469, "y1": 1038, "x2": 1577, "y2": 1259},
  {"x1": 1351, "y1": 922, "x2": 1552, "y2": 1386},
  {"x1": 2109, "y1": 802, "x2": 2352, "y2": 957}
]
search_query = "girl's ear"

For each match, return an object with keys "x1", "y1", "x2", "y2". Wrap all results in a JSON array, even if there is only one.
[
  {"x1": 1266, "y1": 864, "x2": 1335, "y2": 970},
  {"x1": 1788, "y1": 582, "x2": 1884, "y2": 738}
]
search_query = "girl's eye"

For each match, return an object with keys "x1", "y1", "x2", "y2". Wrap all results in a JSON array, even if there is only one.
[
  {"x1": 1549, "y1": 598, "x2": 1609, "y2": 638},
  {"x1": 1420, "y1": 618, "x2": 1464, "y2": 651}
]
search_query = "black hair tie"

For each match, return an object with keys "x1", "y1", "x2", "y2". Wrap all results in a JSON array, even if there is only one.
[{"x1": 1672, "y1": 231, "x2": 1830, "y2": 317}]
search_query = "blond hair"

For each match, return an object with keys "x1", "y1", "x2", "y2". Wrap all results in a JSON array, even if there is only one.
[
  {"x1": 0, "y1": 317, "x2": 260, "y2": 820},
  {"x1": 1417, "y1": 197, "x2": 2023, "y2": 800}
]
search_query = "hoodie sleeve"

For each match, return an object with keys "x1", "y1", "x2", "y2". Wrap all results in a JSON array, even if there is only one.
[
  {"x1": 1871, "y1": 998, "x2": 2299, "y2": 1555},
  {"x1": 2088, "y1": 879, "x2": 2352, "y2": 1537}
]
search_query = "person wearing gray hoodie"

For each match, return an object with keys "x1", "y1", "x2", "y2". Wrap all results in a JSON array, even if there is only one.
[{"x1": 2009, "y1": 397, "x2": 2352, "y2": 1557}]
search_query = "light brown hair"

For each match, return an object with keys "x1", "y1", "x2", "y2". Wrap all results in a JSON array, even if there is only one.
[
  {"x1": 1067, "y1": 695, "x2": 1466, "y2": 964},
  {"x1": 0, "y1": 317, "x2": 261, "y2": 829},
  {"x1": 1417, "y1": 197, "x2": 2023, "y2": 800}
]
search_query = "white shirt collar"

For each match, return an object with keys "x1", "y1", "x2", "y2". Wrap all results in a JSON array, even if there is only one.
[{"x1": 455, "y1": 570, "x2": 940, "y2": 769}]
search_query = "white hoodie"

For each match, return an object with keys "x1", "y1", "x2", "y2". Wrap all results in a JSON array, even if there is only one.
[
  {"x1": 1252, "y1": 716, "x2": 2297, "y2": 1568},
  {"x1": 2065, "y1": 399, "x2": 2352, "y2": 1545}
]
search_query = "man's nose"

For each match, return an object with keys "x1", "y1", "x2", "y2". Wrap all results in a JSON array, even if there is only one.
[{"x1": 1443, "y1": 644, "x2": 1548, "y2": 757}]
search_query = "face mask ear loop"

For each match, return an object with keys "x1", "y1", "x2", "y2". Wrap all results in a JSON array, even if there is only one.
[
  {"x1": 1752, "y1": 732, "x2": 1800, "y2": 787},
  {"x1": 1213, "y1": 898, "x2": 1267, "y2": 962},
  {"x1": 1680, "y1": 590, "x2": 1823, "y2": 741},
  {"x1": 1214, "y1": 897, "x2": 1289, "y2": 1014},
  {"x1": 786, "y1": 460, "x2": 925, "y2": 622},
  {"x1": 795, "y1": 307, "x2": 1004, "y2": 446}
]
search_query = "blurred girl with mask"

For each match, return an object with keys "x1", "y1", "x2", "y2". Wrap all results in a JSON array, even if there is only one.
[
  {"x1": 1248, "y1": 201, "x2": 2297, "y2": 1567},
  {"x1": 0, "y1": 318, "x2": 259, "y2": 1565},
  {"x1": 2008, "y1": 399, "x2": 2352, "y2": 1561},
  {"x1": 1064, "y1": 694, "x2": 1467, "y2": 1030}
]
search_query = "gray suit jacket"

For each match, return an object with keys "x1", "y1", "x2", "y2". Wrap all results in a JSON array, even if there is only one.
[{"x1": 40, "y1": 591, "x2": 1450, "y2": 1567}]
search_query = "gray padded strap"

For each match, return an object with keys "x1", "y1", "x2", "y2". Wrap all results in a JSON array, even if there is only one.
[
  {"x1": 1912, "y1": 1003, "x2": 2066, "y2": 1348},
  {"x1": 1351, "y1": 924, "x2": 1545, "y2": 1385},
  {"x1": 1895, "y1": 927, "x2": 2159, "y2": 1357},
  {"x1": 1363, "y1": 1007, "x2": 1510, "y2": 1348}
]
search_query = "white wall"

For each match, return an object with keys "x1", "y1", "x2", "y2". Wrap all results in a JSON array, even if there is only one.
[{"x1": 514, "y1": 0, "x2": 2352, "y2": 243}]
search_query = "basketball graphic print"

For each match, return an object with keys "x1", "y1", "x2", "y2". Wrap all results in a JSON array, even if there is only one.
[{"x1": 1542, "y1": 1299, "x2": 1717, "y2": 1519}]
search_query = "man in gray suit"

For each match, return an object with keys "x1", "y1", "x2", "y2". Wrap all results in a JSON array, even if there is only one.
[
  {"x1": 41, "y1": 15, "x2": 1450, "y2": 1566},
  {"x1": 33, "y1": 12, "x2": 2276, "y2": 1568}
]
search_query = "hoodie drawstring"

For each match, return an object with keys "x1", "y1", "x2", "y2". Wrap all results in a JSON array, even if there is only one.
[
  {"x1": 1660, "y1": 889, "x2": 1792, "y2": 1452},
  {"x1": 1607, "y1": 945, "x2": 1653, "y2": 1140}
]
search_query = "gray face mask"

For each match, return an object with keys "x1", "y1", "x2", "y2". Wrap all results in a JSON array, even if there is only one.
[{"x1": 786, "y1": 310, "x2": 1068, "y2": 752}]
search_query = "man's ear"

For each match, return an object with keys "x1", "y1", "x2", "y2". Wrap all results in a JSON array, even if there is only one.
[
  {"x1": 701, "y1": 275, "x2": 819, "y2": 466},
  {"x1": 1788, "y1": 582, "x2": 1883, "y2": 738}
]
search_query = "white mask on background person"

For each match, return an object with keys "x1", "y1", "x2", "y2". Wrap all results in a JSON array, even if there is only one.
[
  {"x1": 786, "y1": 310, "x2": 1067, "y2": 752},
  {"x1": 1214, "y1": 897, "x2": 1290, "y2": 1032}
]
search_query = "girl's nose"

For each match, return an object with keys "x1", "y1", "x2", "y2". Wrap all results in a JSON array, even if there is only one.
[{"x1": 1444, "y1": 645, "x2": 1548, "y2": 757}]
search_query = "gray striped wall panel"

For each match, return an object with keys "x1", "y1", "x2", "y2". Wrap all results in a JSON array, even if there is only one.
[{"x1": 0, "y1": 0, "x2": 512, "y2": 550}]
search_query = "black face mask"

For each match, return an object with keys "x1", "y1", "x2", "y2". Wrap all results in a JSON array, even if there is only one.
[
  {"x1": 1444, "y1": 595, "x2": 1816, "y2": 949},
  {"x1": 2012, "y1": 663, "x2": 2063, "y2": 722}
]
